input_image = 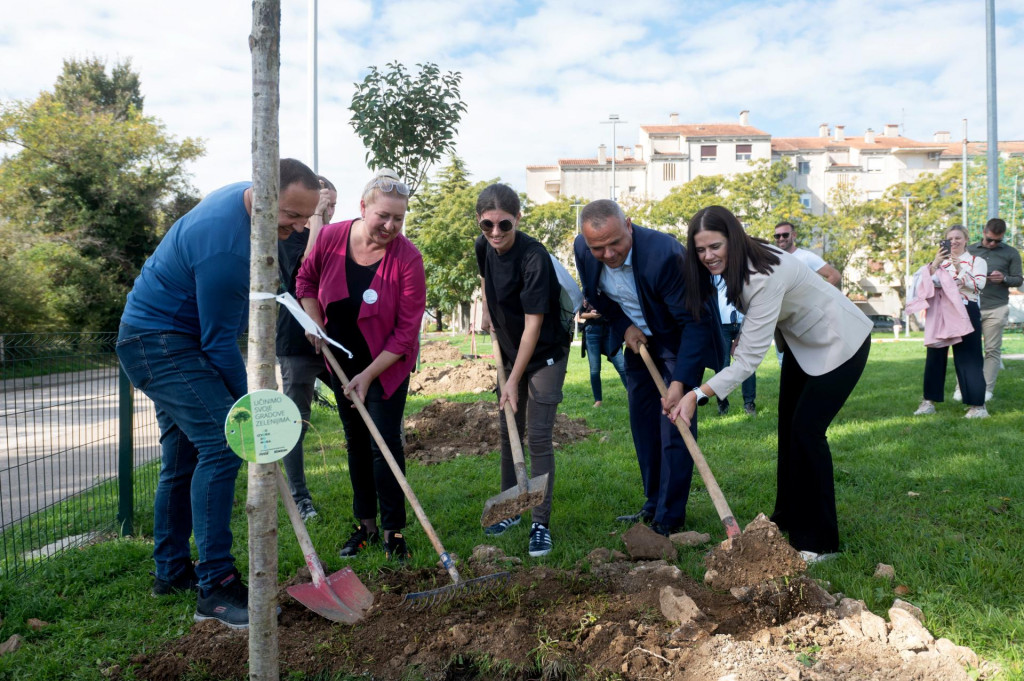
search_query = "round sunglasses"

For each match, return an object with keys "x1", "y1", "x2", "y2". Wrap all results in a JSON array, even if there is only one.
[{"x1": 478, "y1": 219, "x2": 515, "y2": 233}]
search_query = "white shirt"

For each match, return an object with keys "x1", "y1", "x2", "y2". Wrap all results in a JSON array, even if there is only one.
[
  {"x1": 790, "y1": 247, "x2": 827, "y2": 272},
  {"x1": 715, "y1": 275, "x2": 743, "y2": 325},
  {"x1": 598, "y1": 248, "x2": 651, "y2": 335}
]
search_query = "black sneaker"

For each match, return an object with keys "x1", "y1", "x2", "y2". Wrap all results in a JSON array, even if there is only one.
[
  {"x1": 339, "y1": 525, "x2": 379, "y2": 558},
  {"x1": 151, "y1": 564, "x2": 199, "y2": 596},
  {"x1": 296, "y1": 498, "x2": 318, "y2": 522},
  {"x1": 615, "y1": 509, "x2": 653, "y2": 524},
  {"x1": 743, "y1": 402, "x2": 756, "y2": 416},
  {"x1": 483, "y1": 515, "x2": 521, "y2": 536},
  {"x1": 194, "y1": 570, "x2": 248, "y2": 630},
  {"x1": 528, "y1": 523, "x2": 553, "y2": 557},
  {"x1": 717, "y1": 398, "x2": 730, "y2": 416},
  {"x1": 383, "y1": 532, "x2": 412, "y2": 562}
]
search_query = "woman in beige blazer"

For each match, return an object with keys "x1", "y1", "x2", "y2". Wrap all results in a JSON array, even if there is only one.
[{"x1": 668, "y1": 206, "x2": 872, "y2": 562}]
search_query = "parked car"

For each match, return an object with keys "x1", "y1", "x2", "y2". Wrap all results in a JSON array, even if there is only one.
[{"x1": 867, "y1": 314, "x2": 898, "y2": 331}]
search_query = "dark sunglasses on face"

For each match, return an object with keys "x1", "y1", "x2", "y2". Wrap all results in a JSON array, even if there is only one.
[
  {"x1": 983, "y1": 236, "x2": 1003, "y2": 244},
  {"x1": 479, "y1": 219, "x2": 515, "y2": 233},
  {"x1": 774, "y1": 232, "x2": 791, "y2": 240}
]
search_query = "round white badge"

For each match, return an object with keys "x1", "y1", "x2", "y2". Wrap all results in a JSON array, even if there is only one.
[{"x1": 362, "y1": 288, "x2": 379, "y2": 304}]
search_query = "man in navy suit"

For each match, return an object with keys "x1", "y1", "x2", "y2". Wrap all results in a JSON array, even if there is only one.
[{"x1": 574, "y1": 200, "x2": 721, "y2": 535}]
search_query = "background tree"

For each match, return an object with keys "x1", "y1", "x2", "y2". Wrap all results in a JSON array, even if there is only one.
[
  {"x1": 646, "y1": 175, "x2": 727, "y2": 235},
  {"x1": 348, "y1": 62, "x2": 466, "y2": 196},
  {"x1": 520, "y1": 195, "x2": 583, "y2": 261},
  {"x1": 0, "y1": 57, "x2": 204, "y2": 331},
  {"x1": 405, "y1": 156, "x2": 484, "y2": 330},
  {"x1": 723, "y1": 159, "x2": 806, "y2": 239}
]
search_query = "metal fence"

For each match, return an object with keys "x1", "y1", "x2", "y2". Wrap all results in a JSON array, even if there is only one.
[{"x1": 0, "y1": 333, "x2": 161, "y2": 577}]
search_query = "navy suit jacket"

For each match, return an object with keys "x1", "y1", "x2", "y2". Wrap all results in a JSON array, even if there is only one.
[{"x1": 574, "y1": 224, "x2": 723, "y2": 387}]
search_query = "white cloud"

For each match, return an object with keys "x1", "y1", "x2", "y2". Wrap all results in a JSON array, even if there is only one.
[{"x1": 1, "y1": 0, "x2": 1021, "y2": 213}]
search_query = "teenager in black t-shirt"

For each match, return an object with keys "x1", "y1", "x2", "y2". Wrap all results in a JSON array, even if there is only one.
[{"x1": 475, "y1": 184, "x2": 568, "y2": 558}]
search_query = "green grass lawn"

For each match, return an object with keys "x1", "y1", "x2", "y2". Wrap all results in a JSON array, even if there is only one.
[{"x1": 1, "y1": 334, "x2": 1022, "y2": 680}]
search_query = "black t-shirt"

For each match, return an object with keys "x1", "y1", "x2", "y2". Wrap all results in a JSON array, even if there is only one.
[
  {"x1": 276, "y1": 231, "x2": 317, "y2": 357},
  {"x1": 475, "y1": 231, "x2": 567, "y2": 372},
  {"x1": 325, "y1": 253, "x2": 380, "y2": 379}
]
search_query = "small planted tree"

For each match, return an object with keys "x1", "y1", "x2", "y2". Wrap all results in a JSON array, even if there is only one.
[
  {"x1": 230, "y1": 408, "x2": 252, "y2": 459},
  {"x1": 348, "y1": 62, "x2": 466, "y2": 196}
]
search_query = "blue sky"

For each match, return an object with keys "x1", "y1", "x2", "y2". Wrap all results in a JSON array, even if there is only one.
[{"x1": 1, "y1": 0, "x2": 1021, "y2": 210}]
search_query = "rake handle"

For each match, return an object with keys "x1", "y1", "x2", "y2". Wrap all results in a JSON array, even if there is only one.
[
  {"x1": 320, "y1": 345, "x2": 463, "y2": 584},
  {"x1": 489, "y1": 333, "x2": 530, "y2": 494},
  {"x1": 637, "y1": 344, "x2": 741, "y2": 539}
]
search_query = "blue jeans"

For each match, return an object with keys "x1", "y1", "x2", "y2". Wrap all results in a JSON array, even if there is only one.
[
  {"x1": 718, "y1": 323, "x2": 756, "y2": 406},
  {"x1": 116, "y1": 324, "x2": 243, "y2": 591},
  {"x1": 584, "y1": 324, "x2": 626, "y2": 402}
]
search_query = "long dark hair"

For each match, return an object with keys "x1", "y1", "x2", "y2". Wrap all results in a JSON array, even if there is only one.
[{"x1": 684, "y1": 206, "x2": 780, "y2": 319}]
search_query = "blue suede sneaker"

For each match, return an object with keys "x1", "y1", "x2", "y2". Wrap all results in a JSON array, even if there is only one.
[
  {"x1": 528, "y1": 523, "x2": 553, "y2": 557},
  {"x1": 483, "y1": 515, "x2": 521, "y2": 536}
]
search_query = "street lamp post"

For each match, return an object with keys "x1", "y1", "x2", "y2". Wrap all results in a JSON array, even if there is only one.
[
  {"x1": 600, "y1": 114, "x2": 627, "y2": 201},
  {"x1": 902, "y1": 194, "x2": 912, "y2": 338}
]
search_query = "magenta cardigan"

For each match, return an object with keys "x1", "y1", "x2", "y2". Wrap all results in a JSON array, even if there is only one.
[{"x1": 295, "y1": 218, "x2": 426, "y2": 398}]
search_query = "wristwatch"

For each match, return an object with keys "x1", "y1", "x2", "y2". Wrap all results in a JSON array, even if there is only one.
[{"x1": 691, "y1": 386, "x2": 710, "y2": 406}]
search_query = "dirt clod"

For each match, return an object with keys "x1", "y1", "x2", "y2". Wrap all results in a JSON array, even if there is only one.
[{"x1": 703, "y1": 513, "x2": 806, "y2": 591}]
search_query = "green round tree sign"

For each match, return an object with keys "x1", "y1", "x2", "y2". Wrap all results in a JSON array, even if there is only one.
[{"x1": 224, "y1": 389, "x2": 302, "y2": 463}]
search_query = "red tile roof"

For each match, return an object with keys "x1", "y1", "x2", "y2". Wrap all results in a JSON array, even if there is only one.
[
  {"x1": 642, "y1": 123, "x2": 770, "y2": 137},
  {"x1": 525, "y1": 165, "x2": 558, "y2": 170},
  {"x1": 937, "y1": 141, "x2": 1024, "y2": 156},
  {"x1": 558, "y1": 158, "x2": 647, "y2": 167},
  {"x1": 772, "y1": 135, "x2": 944, "y2": 152}
]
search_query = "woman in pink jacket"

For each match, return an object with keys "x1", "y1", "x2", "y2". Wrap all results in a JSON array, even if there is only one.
[
  {"x1": 296, "y1": 169, "x2": 426, "y2": 561},
  {"x1": 913, "y1": 225, "x2": 988, "y2": 419}
]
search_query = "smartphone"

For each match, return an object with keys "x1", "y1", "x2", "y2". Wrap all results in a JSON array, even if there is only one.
[{"x1": 939, "y1": 239, "x2": 952, "y2": 253}]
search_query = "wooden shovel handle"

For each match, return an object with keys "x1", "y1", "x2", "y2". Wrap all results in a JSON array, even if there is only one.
[
  {"x1": 637, "y1": 344, "x2": 741, "y2": 539},
  {"x1": 321, "y1": 345, "x2": 463, "y2": 584},
  {"x1": 275, "y1": 465, "x2": 329, "y2": 586},
  {"x1": 489, "y1": 333, "x2": 530, "y2": 492}
]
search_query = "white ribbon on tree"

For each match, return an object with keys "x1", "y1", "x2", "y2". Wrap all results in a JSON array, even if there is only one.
[{"x1": 250, "y1": 291, "x2": 353, "y2": 358}]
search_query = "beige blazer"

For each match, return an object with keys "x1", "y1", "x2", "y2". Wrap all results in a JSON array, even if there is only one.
[{"x1": 707, "y1": 246, "x2": 872, "y2": 398}]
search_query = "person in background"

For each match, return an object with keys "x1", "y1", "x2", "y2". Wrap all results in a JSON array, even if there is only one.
[
  {"x1": 772, "y1": 221, "x2": 841, "y2": 285},
  {"x1": 966, "y1": 217, "x2": 1022, "y2": 402},
  {"x1": 476, "y1": 183, "x2": 568, "y2": 558},
  {"x1": 117, "y1": 159, "x2": 321, "y2": 629},
  {"x1": 913, "y1": 225, "x2": 988, "y2": 419},
  {"x1": 713, "y1": 275, "x2": 757, "y2": 416},
  {"x1": 296, "y1": 169, "x2": 426, "y2": 561},
  {"x1": 276, "y1": 175, "x2": 337, "y2": 522},
  {"x1": 579, "y1": 298, "x2": 626, "y2": 407},
  {"x1": 672, "y1": 206, "x2": 871, "y2": 563},
  {"x1": 574, "y1": 199, "x2": 722, "y2": 537}
]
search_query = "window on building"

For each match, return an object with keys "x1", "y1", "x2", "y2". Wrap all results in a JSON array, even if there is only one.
[
  {"x1": 628, "y1": 186, "x2": 636, "y2": 194},
  {"x1": 797, "y1": 161, "x2": 811, "y2": 175},
  {"x1": 866, "y1": 156, "x2": 883, "y2": 173},
  {"x1": 735, "y1": 144, "x2": 752, "y2": 161},
  {"x1": 701, "y1": 145, "x2": 717, "y2": 162},
  {"x1": 800, "y1": 194, "x2": 812, "y2": 209},
  {"x1": 663, "y1": 163, "x2": 677, "y2": 181}
]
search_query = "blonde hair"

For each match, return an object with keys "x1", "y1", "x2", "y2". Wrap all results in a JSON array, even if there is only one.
[{"x1": 361, "y1": 168, "x2": 410, "y2": 204}]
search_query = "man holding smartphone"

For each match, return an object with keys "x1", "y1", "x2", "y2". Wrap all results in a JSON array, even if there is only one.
[{"x1": 968, "y1": 218, "x2": 1022, "y2": 400}]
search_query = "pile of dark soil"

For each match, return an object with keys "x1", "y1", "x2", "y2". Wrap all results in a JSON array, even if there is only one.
[
  {"x1": 128, "y1": 516, "x2": 986, "y2": 680},
  {"x1": 404, "y1": 398, "x2": 594, "y2": 464}
]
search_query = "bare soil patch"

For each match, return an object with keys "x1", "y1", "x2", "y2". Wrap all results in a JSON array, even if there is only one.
[
  {"x1": 418, "y1": 340, "x2": 465, "y2": 363},
  {"x1": 129, "y1": 517, "x2": 988, "y2": 681},
  {"x1": 404, "y1": 398, "x2": 594, "y2": 464},
  {"x1": 409, "y1": 361, "x2": 496, "y2": 396}
]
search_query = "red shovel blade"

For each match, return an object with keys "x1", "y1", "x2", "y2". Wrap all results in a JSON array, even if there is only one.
[{"x1": 286, "y1": 566, "x2": 373, "y2": 624}]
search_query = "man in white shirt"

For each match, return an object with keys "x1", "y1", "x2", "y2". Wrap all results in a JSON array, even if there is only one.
[{"x1": 773, "y1": 222, "x2": 841, "y2": 286}]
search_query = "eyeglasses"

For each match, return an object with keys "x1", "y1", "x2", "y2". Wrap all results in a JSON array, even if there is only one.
[
  {"x1": 773, "y1": 232, "x2": 791, "y2": 240},
  {"x1": 983, "y1": 236, "x2": 1003, "y2": 244},
  {"x1": 368, "y1": 177, "x2": 410, "y2": 196},
  {"x1": 479, "y1": 219, "x2": 515, "y2": 233}
]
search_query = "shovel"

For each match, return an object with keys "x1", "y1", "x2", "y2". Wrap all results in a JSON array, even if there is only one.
[
  {"x1": 480, "y1": 333, "x2": 550, "y2": 528},
  {"x1": 275, "y1": 466, "x2": 373, "y2": 623},
  {"x1": 638, "y1": 344, "x2": 741, "y2": 540},
  {"x1": 319, "y1": 345, "x2": 510, "y2": 607}
]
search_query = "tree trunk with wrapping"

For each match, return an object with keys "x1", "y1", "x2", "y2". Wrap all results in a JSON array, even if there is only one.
[{"x1": 247, "y1": 1, "x2": 281, "y2": 679}]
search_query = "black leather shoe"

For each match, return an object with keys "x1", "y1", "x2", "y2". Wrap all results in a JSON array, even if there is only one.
[
  {"x1": 649, "y1": 521, "x2": 683, "y2": 537},
  {"x1": 717, "y1": 398, "x2": 730, "y2": 416},
  {"x1": 616, "y1": 509, "x2": 654, "y2": 524}
]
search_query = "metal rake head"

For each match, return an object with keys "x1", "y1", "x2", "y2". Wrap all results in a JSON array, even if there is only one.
[{"x1": 403, "y1": 571, "x2": 511, "y2": 609}]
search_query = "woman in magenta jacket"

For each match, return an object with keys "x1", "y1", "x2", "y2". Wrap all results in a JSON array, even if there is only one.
[{"x1": 296, "y1": 169, "x2": 426, "y2": 562}]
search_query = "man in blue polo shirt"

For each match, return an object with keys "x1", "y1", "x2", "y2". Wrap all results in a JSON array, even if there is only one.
[{"x1": 116, "y1": 158, "x2": 320, "y2": 629}]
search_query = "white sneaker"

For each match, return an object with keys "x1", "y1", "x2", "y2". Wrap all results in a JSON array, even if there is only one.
[
  {"x1": 985, "y1": 391, "x2": 993, "y2": 402},
  {"x1": 799, "y1": 550, "x2": 838, "y2": 565},
  {"x1": 964, "y1": 406, "x2": 989, "y2": 419},
  {"x1": 913, "y1": 400, "x2": 935, "y2": 415},
  {"x1": 952, "y1": 387, "x2": 962, "y2": 402}
]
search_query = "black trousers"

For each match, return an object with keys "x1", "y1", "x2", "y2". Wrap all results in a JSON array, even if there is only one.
[
  {"x1": 923, "y1": 301, "x2": 985, "y2": 407},
  {"x1": 772, "y1": 337, "x2": 870, "y2": 553},
  {"x1": 333, "y1": 376, "x2": 409, "y2": 531}
]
